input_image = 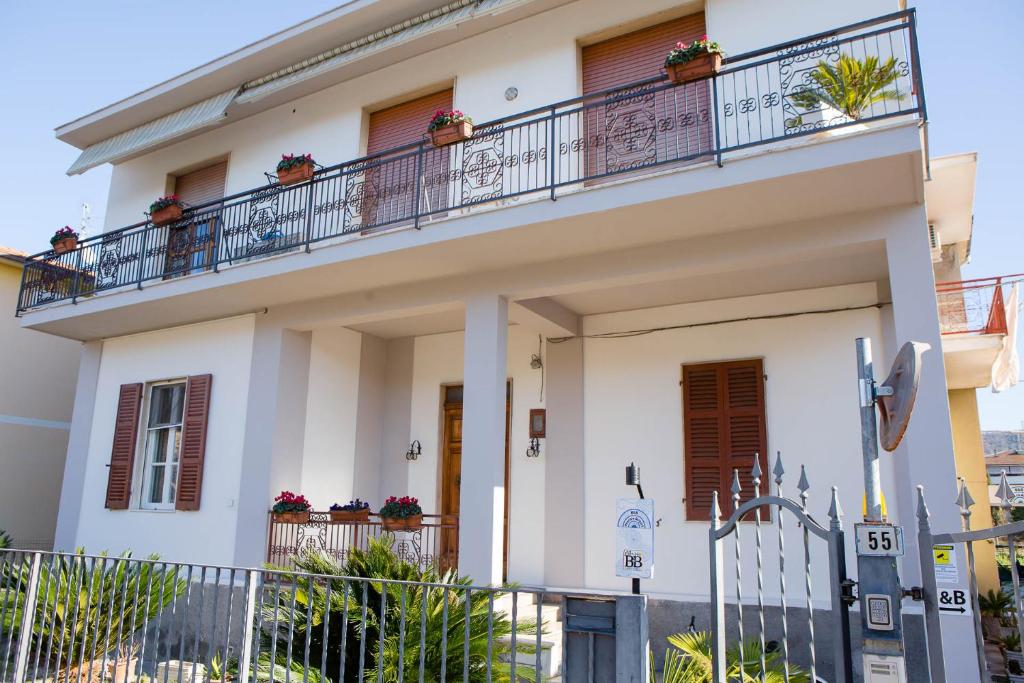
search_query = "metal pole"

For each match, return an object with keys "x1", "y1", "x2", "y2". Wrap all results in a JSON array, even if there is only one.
[
  {"x1": 856, "y1": 337, "x2": 883, "y2": 522},
  {"x1": 13, "y1": 553, "x2": 43, "y2": 683}
]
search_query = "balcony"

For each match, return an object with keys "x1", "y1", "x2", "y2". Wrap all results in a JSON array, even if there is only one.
[
  {"x1": 16, "y1": 11, "x2": 924, "y2": 318},
  {"x1": 937, "y1": 276, "x2": 1017, "y2": 389}
]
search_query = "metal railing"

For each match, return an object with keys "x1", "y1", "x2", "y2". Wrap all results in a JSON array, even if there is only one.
[
  {"x1": 0, "y1": 549, "x2": 577, "y2": 683},
  {"x1": 16, "y1": 10, "x2": 924, "y2": 315},
  {"x1": 266, "y1": 512, "x2": 458, "y2": 574},
  {"x1": 936, "y1": 275, "x2": 1017, "y2": 336}
]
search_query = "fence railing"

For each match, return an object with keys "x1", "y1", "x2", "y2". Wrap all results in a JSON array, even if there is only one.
[
  {"x1": 0, "y1": 549, "x2": 582, "y2": 683},
  {"x1": 936, "y1": 275, "x2": 1016, "y2": 336},
  {"x1": 266, "y1": 512, "x2": 458, "y2": 574},
  {"x1": 16, "y1": 10, "x2": 924, "y2": 315}
]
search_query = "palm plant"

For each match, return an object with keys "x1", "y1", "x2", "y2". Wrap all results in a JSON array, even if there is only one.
[
  {"x1": 261, "y1": 538, "x2": 542, "y2": 682},
  {"x1": 789, "y1": 54, "x2": 903, "y2": 121},
  {"x1": 0, "y1": 551, "x2": 185, "y2": 675},
  {"x1": 0, "y1": 529, "x2": 11, "y2": 550},
  {"x1": 659, "y1": 630, "x2": 810, "y2": 683},
  {"x1": 980, "y1": 588, "x2": 1015, "y2": 620}
]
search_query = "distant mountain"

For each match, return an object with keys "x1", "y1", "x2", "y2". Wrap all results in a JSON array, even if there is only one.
[{"x1": 984, "y1": 430, "x2": 1024, "y2": 455}]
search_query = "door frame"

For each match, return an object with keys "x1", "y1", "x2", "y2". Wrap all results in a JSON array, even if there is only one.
[{"x1": 438, "y1": 381, "x2": 512, "y2": 580}]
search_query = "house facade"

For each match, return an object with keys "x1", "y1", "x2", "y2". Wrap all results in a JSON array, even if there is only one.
[{"x1": 14, "y1": 0, "x2": 983, "y2": 677}]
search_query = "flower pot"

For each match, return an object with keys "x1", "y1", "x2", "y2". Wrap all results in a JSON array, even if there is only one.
[
  {"x1": 1009, "y1": 649, "x2": 1024, "y2": 667},
  {"x1": 380, "y1": 514, "x2": 423, "y2": 532},
  {"x1": 666, "y1": 52, "x2": 722, "y2": 85},
  {"x1": 278, "y1": 161, "x2": 315, "y2": 186},
  {"x1": 151, "y1": 204, "x2": 184, "y2": 227},
  {"x1": 106, "y1": 657, "x2": 139, "y2": 683},
  {"x1": 273, "y1": 510, "x2": 311, "y2": 524},
  {"x1": 330, "y1": 509, "x2": 370, "y2": 523},
  {"x1": 430, "y1": 120, "x2": 473, "y2": 147},
  {"x1": 52, "y1": 237, "x2": 78, "y2": 254}
]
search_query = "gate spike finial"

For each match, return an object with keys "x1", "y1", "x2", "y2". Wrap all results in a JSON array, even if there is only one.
[
  {"x1": 731, "y1": 468, "x2": 742, "y2": 498},
  {"x1": 955, "y1": 477, "x2": 975, "y2": 513},
  {"x1": 772, "y1": 451, "x2": 785, "y2": 487},
  {"x1": 916, "y1": 485, "x2": 931, "y2": 524},
  {"x1": 711, "y1": 490, "x2": 722, "y2": 522},
  {"x1": 827, "y1": 486, "x2": 843, "y2": 521},
  {"x1": 997, "y1": 470, "x2": 1014, "y2": 509}
]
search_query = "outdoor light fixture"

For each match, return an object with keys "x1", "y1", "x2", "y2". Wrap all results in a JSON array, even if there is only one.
[
  {"x1": 405, "y1": 440, "x2": 422, "y2": 461},
  {"x1": 626, "y1": 461, "x2": 645, "y2": 499},
  {"x1": 526, "y1": 437, "x2": 541, "y2": 458}
]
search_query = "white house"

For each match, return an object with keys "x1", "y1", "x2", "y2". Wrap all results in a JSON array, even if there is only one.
[{"x1": 14, "y1": 0, "x2": 982, "y2": 678}]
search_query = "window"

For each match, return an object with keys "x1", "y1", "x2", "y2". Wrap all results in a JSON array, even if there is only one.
[
  {"x1": 139, "y1": 381, "x2": 186, "y2": 509},
  {"x1": 682, "y1": 359, "x2": 769, "y2": 520}
]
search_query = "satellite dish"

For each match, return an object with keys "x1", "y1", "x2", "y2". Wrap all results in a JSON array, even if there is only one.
[{"x1": 877, "y1": 341, "x2": 930, "y2": 451}]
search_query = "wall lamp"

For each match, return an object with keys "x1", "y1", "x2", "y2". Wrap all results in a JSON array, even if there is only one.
[{"x1": 405, "y1": 440, "x2": 422, "y2": 461}]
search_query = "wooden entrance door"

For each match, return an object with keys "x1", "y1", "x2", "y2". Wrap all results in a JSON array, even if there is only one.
[{"x1": 439, "y1": 383, "x2": 511, "y2": 579}]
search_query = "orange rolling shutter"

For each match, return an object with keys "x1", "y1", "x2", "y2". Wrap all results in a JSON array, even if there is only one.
[
  {"x1": 367, "y1": 90, "x2": 454, "y2": 155},
  {"x1": 174, "y1": 160, "x2": 228, "y2": 208}
]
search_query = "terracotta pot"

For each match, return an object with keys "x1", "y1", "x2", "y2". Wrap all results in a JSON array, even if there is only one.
[
  {"x1": 666, "y1": 52, "x2": 722, "y2": 85},
  {"x1": 273, "y1": 510, "x2": 311, "y2": 524},
  {"x1": 106, "y1": 657, "x2": 140, "y2": 683},
  {"x1": 52, "y1": 237, "x2": 78, "y2": 254},
  {"x1": 380, "y1": 514, "x2": 423, "y2": 532},
  {"x1": 151, "y1": 204, "x2": 184, "y2": 226},
  {"x1": 278, "y1": 160, "x2": 315, "y2": 186},
  {"x1": 429, "y1": 120, "x2": 473, "y2": 147},
  {"x1": 330, "y1": 508, "x2": 370, "y2": 523}
]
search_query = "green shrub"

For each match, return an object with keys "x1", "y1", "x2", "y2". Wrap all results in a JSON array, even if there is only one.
[{"x1": 790, "y1": 54, "x2": 903, "y2": 121}]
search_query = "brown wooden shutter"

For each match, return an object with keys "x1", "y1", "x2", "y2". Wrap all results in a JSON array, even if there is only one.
[
  {"x1": 175, "y1": 374, "x2": 212, "y2": 511},
  {"x1": 582, "y1": 14, "x2": 707, "y2": 95},
  {"x1": 105, "y1": 383, "x2": 143, "y2": 510},
  {"x1": 174, "y1": 160, "x2": 228, "y2": 208},
  {"x1": 683, "y1": 359, "x2": 768, "y2": 520}
]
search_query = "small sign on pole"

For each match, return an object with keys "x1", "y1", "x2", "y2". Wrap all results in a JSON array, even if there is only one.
[
  {"x1": 932, "y1": 544, "x2": 959, "y2": 584},
  {"x1": 616, "y1": 498, "x2": 654, "y2": 579}
]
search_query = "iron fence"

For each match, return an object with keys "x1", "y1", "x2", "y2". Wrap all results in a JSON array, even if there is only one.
[
  {"x1": 935, "y1": 276, "x2": 1015, "y2": 336},
  {"x1": 266, "y1": 513, "x2": 458, "y2": 574},
  {"x1": 16, "y1": 11, "x2": 924, "y2": 315},
  {"x1": 0, "y1": 549, "x2": 573, "y2": 683}
]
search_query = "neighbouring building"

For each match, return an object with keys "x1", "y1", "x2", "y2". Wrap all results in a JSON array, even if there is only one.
[
  {"x1": 0, "y1": 246, "x2": 80, "y2": 549},
  {"x1": 13, "y1": 1, "x2": 988, "y2": 678},
  {"x1": 984, "y1": 430, "x2": 1024, "y2": 456}
]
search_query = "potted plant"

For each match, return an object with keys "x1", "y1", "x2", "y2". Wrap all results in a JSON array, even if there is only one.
[
  {"x1": 149, "y1": 195, "x2": 184, "y2": 226},
  {"x1": 329, "y1": 499, "x2": 370, "y2": 523},
  {"x1": 664, "y1": 35, "x2": 724, "y2": 85},
  {"x1": 208, "y1": 653, "x2": 235, "y2": 683},
  {"x1": 980, "y1": 588, "x2": 1014, "y2": 639},
  {"x1": 50, "y1": 226, "x2": 80, "y2": 254},
  {"x1": 272, "y1": 491, "x2": 312, "y2": 524},
  {"x1": 1004, "y1": 632, "x2": 1024, "y2": 682},
  {"x1": 378, "y1": 495, "x2": 423, "y2": 531},
  {"x1": 427, "y1": 110, "x2": 473, "y2": 146},
  {"x1": 276, "y1": 153, "x2": 316, "y2": 186},
  {"x1": 789, "y1": 54, "x2": 903, "y2": 124},
  {"x1": 105, "y1": 641, "x2": 141, "y2": 683}
]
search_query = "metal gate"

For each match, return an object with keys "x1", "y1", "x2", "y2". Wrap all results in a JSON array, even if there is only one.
[
  {"x1": 917, "y1": 472, "x2": 1024, "y2": 682},
  {"x1": 709, "y1": 454, "x2": 854, "y2": 683}
]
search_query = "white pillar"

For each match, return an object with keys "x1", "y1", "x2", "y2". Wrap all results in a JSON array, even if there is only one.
[
  {"x1": 459, "y1": 295, "x2": 509, "y2": 585},
  {"x1": 884, "y1": 205, "x2": 975, "y2": 682},
  {"x1": 232, "y1": 319, "x2": 311, "y2": 567},
  {"x1": 54, "y1": 341, "x2": 102, "y2": 551}
]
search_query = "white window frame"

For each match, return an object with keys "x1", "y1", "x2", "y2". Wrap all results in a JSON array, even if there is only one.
[{"x1": 137, "y1": 379, "x2": 187, "y2": 511}]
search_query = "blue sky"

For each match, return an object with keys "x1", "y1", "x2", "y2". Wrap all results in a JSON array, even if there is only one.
[{"x1": 1, "y1": 1, "x2": 1021, "y2": 429}]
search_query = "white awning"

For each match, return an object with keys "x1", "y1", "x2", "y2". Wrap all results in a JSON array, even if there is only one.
[{"x1": 66, "y1": 89, "x2": 238, "y2": 175}]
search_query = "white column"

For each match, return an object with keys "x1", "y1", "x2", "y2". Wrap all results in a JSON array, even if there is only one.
[
  {"x1": 884, "y1": 205, "x2": 974, "y2": 682},
  {"x1": 54, "y1": 341, "x2": 101, "y2": 551},
  {"x1": 232, "y1": 319, "x2": 311, "y2": 567},
  {"x1": 459, "y1": 295, "x2": 509, "y2": 585}
]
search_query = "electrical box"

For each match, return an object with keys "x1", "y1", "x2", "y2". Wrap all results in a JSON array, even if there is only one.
[{"x1": 864, "y1": 653, "x2": 907, "y2": 682}]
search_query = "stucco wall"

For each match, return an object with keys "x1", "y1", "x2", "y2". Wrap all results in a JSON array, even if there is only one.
[
  {"x1": 101, "y1": 0, "x2": 899, "y2": 231},
  {"x1": 580, "y1": 283, "x2": 892, "y2": 600},
  {"x1": 0, "y1": 262, "x2": 80, "y2": 549},
  {"x1": 72, "y1": 316, "x2": 255, "y2": 564}
]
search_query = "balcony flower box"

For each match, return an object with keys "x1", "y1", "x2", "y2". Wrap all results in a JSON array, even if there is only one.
[
  {"x1": 277, "y1": 154, "x2": 316, "y2": 186},
  {"x1": 50, "y1": 226, "x2": 79, "y2": 254},
  {"x1": 330, "y1": 499, "x2": 370, "y2": 523},
  {"x1": 272, "y1": 490, "x2": 311, "y2": 524},
  {"x1": 149, "y1": 195, "x2": 185, "y2": 226},
  {"x1": 664, "y1": 36, "x2": 723, "y2": 85},
  {"x1": 428, "y1": 110, "x2": 473, "y2": 146},
  {"x1": 378, "y1": 495, "x2": 423, "y2": 532}
]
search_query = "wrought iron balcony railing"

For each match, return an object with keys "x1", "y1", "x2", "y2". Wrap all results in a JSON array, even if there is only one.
[
  {"x1": 16, "y1": 10, "x2": 925, "y2": 314},
  {"x1": 936, "y1": 276, "x2": 1019, "y2": 337}
]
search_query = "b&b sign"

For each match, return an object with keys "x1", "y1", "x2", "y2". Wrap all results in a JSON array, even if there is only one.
[{"x1": 616, "y1": 498, "x2": 654, "y2": 579}]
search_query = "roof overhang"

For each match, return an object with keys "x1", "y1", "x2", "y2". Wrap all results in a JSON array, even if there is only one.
[
  {"x1": 925, "y1": 152, "x2": 977, "y2": 257},
  {"x1": 56, "y1": 0, "x2": 573, "y2": 168}
]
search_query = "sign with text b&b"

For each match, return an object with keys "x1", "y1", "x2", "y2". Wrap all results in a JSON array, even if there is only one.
[{"x1": 616, "y1": 498, "x2": 654, "y2": 579}]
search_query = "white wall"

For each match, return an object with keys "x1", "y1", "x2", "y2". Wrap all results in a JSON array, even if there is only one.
[
  {"x1": 580, "y1": 283, "x2": 892, "y2": 601},
  {"x1": 404, "y1": 325, "x2": 547, "y2": 584},
  {"x1": 99, "y1": 0, "x2": 897, "y2": 230},
  {"x1": 73, "y1": 316, "x2": 255, "y2": 564}
]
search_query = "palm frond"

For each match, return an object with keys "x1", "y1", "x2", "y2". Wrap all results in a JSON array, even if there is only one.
[{"x1": 789, "y1": 54, "x2": 904, "y2": 120}]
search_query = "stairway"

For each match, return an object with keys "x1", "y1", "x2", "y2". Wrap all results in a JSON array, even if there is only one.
[{"x1": 494, "y1": 591, "x2": 564, "y2": 680}]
